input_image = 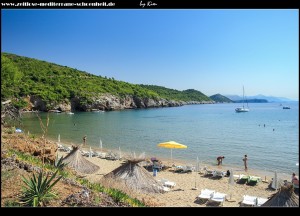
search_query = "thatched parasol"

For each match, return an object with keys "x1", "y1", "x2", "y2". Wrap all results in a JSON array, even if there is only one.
[
  {"x1": 62, "y1": 145, "x2": 100, "y2": 174},
  {"x1": 100, "y1": 156, "x2": 165, "y2": 194},
  {"x1": 261, "y1": 184, "x2": 299, "y2": 207}
]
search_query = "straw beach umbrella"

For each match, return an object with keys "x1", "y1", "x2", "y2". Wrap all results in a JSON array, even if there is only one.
[
  {"x1": 62, "y1": 145, "x2": 100, "y2": 174},
  {"x1": 261, "y1": 184, "x2": 299, "y2": 207},
  {"x1": 100, "y1": 154, "x2": 165, "y2": 194}
]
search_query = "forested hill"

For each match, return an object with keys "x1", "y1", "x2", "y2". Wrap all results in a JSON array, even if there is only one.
[
  {"x1": 209, "y1": 94, "x2": 233, "y2": 103},
  {"x1": 139, "y1": 85, "x2": 212, "y2": 102},
  {"x1": 1, "y1": 52, "x2": 213, "y2": 111}
]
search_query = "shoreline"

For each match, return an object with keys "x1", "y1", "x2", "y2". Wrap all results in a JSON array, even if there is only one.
[
  {"x1": 54, "y1": 138, "x2": 297, "y2": 207},
  {"x1": 20, "y1": 105, "x2": 298, "y2": 179},
  {"x1": 4, "y1": 130, "x2": 297, "y2": 207},
  {"x1": 51, "y1": 136, "x2": 291, "y2": 181}
]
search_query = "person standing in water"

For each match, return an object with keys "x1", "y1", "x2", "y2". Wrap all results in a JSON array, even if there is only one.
[
  {"x1": 83, "y1": 135, "x2": 87, "y2": 146},
  {"x1": 243, "y1": 155, "x2": 248, "y2": 171},
  {"x1": 217, "y1": 156, "x2": 225, "y2": 166}
]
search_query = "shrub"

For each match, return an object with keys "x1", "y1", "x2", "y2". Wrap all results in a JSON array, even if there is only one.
[
  {"x1": 54, "y1": 155, "x2": 68, "y2": 170},
  {"x1": 7, "y1": 126, "x2": 16, "y2": 134},
  {"x1": 4, "y1": 200, "x2": 21, "y2": 207},
  {"x1": 20, "y1": 170, "x2": 62, "y2": 207}
]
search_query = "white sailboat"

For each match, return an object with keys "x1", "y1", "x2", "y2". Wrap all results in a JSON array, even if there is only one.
[{"x1": 235, "y1": 86, "x2": 249, "y2": 112}]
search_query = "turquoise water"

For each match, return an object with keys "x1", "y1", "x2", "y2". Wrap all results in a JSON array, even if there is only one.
[{"x1": 20, "y1": 102, "x2": 299, "y2": 176}]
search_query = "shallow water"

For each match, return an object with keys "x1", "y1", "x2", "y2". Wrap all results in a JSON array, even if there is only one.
[{"x1": 20, "y1": 102, "x2": 299, "y2": 178}]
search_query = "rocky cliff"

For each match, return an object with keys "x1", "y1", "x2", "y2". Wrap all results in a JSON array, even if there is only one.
[{"x1": 24, "y1": 93, "x2": 214, "y2": 112}]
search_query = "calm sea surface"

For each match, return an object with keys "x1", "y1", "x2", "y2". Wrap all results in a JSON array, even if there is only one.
[{"x1": 20, "y1": 102, "x2": 299, "y2": 177}]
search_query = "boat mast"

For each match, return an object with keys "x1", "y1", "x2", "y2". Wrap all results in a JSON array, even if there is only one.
[{"x1": 242, "y1": 85, "x2": 245, "y2": 109}]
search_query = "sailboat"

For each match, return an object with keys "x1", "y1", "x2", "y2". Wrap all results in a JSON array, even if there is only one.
[{"x1": 235, "y1": 86, "x2": 249, "y2": 112}]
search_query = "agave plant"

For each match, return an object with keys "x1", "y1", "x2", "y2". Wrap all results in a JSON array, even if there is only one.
[
  {"x1": 20, "y1": 170, "x2": 62, "y2": 207},
  {"x1": 54, "y1": 155, "x2": 68, "y2": 170}
]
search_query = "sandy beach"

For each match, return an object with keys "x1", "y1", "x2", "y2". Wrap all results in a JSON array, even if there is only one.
[{"x1": 57, "y1": 144, "x2": 294, "y2": 207}]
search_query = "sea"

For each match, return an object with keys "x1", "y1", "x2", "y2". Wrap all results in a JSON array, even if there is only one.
[{"x1": 20, "y1": 102, "x2": 299, "y2": 179}]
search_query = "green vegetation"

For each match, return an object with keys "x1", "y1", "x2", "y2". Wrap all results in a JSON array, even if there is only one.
[
  {"x1": 6, "y1": 126, "x2": 16, "y2": 134},
  {"x1": 1, "y1": 52, "x2": 212, "y2": 110},
  {"x1": 75, "y1": 178, "x2": 145, "y2": 206},
  {"x1": 54, "y1": 155, "x2": 68, "y2": 170},
  {"x1": 7, "y1": 149, "x2": 145, "y2": 207},
  {"x1": 4, "y1": 200, "x2": 21, "y2": 207},
  {"x1": 1, "y1": 170, "x2": 17, "y2": 182},
  {"x1": 1, "y1": 52, "x2": 159, "y2": 108},
  {"x1": 140, "y1": 85, "x2": 212, "y2": 102},
  {"x1": 105, "y1": 188, "x2": 144, "y2": 206},
  {"x1": 209, "y1": 94, "x2": 233, "y2": 103},
  {"x1": 1, "y1": 54, "x2": 22, "y2": 100},
  {"x1": 8, "y1": 149, "x2": 70, "y2": 177},
  {"x1": 20, "y1": 170, "x2": 62, "y2": 207}
]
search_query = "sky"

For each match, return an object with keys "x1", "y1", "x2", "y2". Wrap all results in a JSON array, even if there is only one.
[{"x1": 2, "y1": 9, "x2": 299, "y2": 100}]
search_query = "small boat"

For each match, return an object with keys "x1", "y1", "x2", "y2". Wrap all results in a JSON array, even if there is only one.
[
  {"x1": 235, "y1": 86, "x2": 249, "y2": 113},
  {"x1": 48, "y1": 110, "x2": 61, "y2": 113},
  {"x1": 91, "y1": 109, "x2": 105, "y2": 112},
  {"x1": 283, "y1": 106, "x2": 291, "y2": 109},
  {"x1": 235, "y1": 107, "x2": 250, "y2": 112},
  {"x1": 67, "y1": 112, "x2": 75, "y2": 114}
]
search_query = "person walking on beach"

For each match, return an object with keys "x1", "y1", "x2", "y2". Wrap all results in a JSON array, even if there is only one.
[
  {"x1": 83, "y1": 135, "x2": 87, "y2": 146},
  {"x1": 243, "y1": 154, "x2": 248, "y2": 171},
  {"x1": 217, "y1": 156, "x2": 225, "y2": 166},
  {"x1": 152, "y1": 160, "x2": 160, "y2": 177}
]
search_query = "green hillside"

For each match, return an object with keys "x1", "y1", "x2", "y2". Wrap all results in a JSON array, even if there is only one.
[
  {"x1": 209, "y1": 94, "x2": 233, "y2": 103},
  {"x1": 139, "y1": 85, "x2": 212, "y2": 102},
  {"x1": 1, "y1": 52, "x2": 212, "y2": 110}
]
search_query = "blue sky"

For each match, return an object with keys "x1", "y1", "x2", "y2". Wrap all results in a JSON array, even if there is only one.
[{"x1": 2, "y1": 9, "x2": 299, "y2": 100}]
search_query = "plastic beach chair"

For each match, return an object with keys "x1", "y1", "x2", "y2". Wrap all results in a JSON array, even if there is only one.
[
  {"x1": 160, "y1": 179, "x2": 176, "y2": 188},
  {"x1": 256, "y1": 197, "x2": 268, "y2": 206},
  {"x1": 209, "y1": 192, "x2": 227, "y2": 206},
  {"x1": 198, "y1": 189, "x2": 215, "y2": 203},
  {"x1": 241, "y1": 195, "x2": 257, "y2": 206}
]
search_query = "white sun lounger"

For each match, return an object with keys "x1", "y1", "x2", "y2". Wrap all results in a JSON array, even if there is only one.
[
  {"x1": 198, "y1": 189, "x2": 215, "y2": 202},
  {"x1": 163, "y1": 186, "x2": 170, "y2": 192},
  {"x1": 160, "y1": 179, "x2": 176, "y2": 188},
  {"x1": 97, "y1": 152, "x2": 107, "y2": 159},
  {"x1": 152, "y1": 184, "x2": 170, "y2": 192},
  {"x1": 66, "y1": 146, "x2": 73, "y2": 153},
  {"x1": 212, "y1": 170, "x2": 226, "y2": 178},
  {"x1": 80, "y1": 150, "x2": 89, "y2": 156},
  {"x1": 241, "y1": 195, "x2": 257, "y2": 206},
  {"x1": 256, "y1": 197, "x2": 268, "y2": 206},
  {"x1": 234, "y1": 174, "x2": 245, "y2": 179},
  {"x1": 209, "y1": 192, "x2": 227, "y2": 206}
]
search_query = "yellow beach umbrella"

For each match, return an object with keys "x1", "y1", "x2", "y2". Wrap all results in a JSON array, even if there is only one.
[{"x1": 157, "y1": 141, "x2": 187, "y2": 161}]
